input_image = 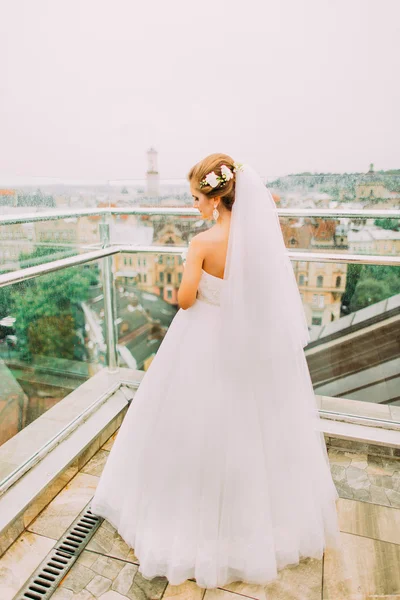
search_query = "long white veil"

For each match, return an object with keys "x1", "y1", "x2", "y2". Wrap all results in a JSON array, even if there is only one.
[
  {"x1": 218, "y1": 162, "x2": 333, "y2": 473},
  {"x1": 220, "y1": 163, "x2": 310, "y2": 371},
  {"x1": 216, "y1": 162, "x2": 341, "y2": 552}
]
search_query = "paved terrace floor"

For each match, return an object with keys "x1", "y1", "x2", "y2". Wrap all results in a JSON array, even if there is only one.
[{"x1": 1, "y1": 428, "x2": 400, "y2": 600}]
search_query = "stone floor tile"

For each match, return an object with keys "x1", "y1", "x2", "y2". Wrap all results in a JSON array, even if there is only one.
[
  {"x1": 81, "y1": 450, "x2": 109, "y2": 477},
  {"x1": 51, "y1": 589, "x2": 74, "y2": 599},
  {"x1": 162, "y1": 579, "x2": 206, "y2": 599},
  {"x1": 111, "y1": 563, "x2": 139, "y2": 595},
  {"x1": 327, "y1": 448, "x2": 400, "y2": 509},
  {"x1": 55, "y1": 551, "x2": 167, "y2": 600},
  {"x1": 337, "y1": 498, "x2": 400, "y2": 545},
  {"x1": 95, "y1": 592, "x2": 134, "y2": 600},
  {"x1": 221, "y1": 555, "x2": 323, "y2": 600},
  {"x1": 91, "y1": 554, "x2": 125, "y2": 580},
  {"x1": 323, "y1": 531, "x2": 400, "y2": 599},
  {"x1": 23, "y1": 461, "x2": 79, "y2": 528},
  {"x1": 204, "y1": 589, "x2": 257, "y2": 599},
  {"x1": 123, "y1": 570, "x2": 168, "y2": 599},
  {"x1": 86, "y1": 520, "x2": 138, "y2": 563},
  {"x1": 387, "y1": 489, "x2": 400, "y2": 509},
  {"x1": 61, "y1": 560, "x2": 96, "y2": 594},
  {"x1": 328, "y1": 449, "x2": 352, "y2": 467},
  {"x1": 86, "y1": 573, "x2": 112, "y2": 596},
  {"x1": 0, "y1": 530, "x2": 54, "y2": 600},
  {"x1": 28, "y1": 472, "x2": 99, "y2": 539}
]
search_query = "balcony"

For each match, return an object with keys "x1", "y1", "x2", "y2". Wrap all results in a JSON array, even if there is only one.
[{"x1": 1, "y1": 203, "x2": 400, "y2": 599}]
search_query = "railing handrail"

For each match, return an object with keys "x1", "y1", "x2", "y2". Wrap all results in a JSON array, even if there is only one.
[
  {"x1": 1, "y1": 244, "x2": 399, "y2": 289},
  {"x1": 1, "y1": 206, "x2": 400, "y2": 225}
]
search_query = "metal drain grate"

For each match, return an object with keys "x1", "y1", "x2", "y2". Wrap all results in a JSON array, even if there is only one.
[{"x1": 14, "y1": 501, "x2": 103, "y2": 600}]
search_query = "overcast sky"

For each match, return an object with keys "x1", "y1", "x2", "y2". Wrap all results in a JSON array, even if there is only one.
[{"x1": 0, "y1": 0, "x2": 399, "y2": 184}]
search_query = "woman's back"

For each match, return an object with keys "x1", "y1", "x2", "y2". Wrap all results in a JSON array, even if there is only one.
[{"x1": 197, "y1": 223, "x2": 230, "y2": 279}]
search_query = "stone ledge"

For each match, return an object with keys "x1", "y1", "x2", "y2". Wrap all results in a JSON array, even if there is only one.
[
  {"x1": 321, "y1": 417, "x2": 400, "y2": 459},
  {"x1": 0, "y1": 367, "x2": 144, "y2": 557},
  {"x1": 317, "y1": 394, "x2": 400, "y2": 426},
  {"x1": 0, "y1": 367, "x2": 143, "y2": 485}
]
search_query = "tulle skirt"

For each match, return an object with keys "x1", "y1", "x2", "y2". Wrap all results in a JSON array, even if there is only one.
[{"x1": 90, "y1": 297, "x2": 341, "y2": 589}]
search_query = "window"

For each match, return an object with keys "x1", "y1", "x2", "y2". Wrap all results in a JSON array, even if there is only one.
[
  {"x1": 138, "y1": 273, "x2": 141, "y2": 282},
  {"x1": 167, "y1": 273, "x2": 172, "y2": 284},
  {"x1": 178, "y1": 272, "x2": 182, "y2": 283},
  {"x1": 335, "y1": 275, "x2": 341, "y2": 288},
  {"x1": 312, "y1": 316, "x2": 322, "y2": 325},
  {"x1": 144, "y1": 274, "x2": 147, "y2": 283},
  {"x1": 138, "y1": 258, "x2": 141, "y2": 266},
  {"x1": 160, "y1": 272, "x2": 164, "y2": 282},
  {"x1": 316, "y1": 275, "x2": 323, "y2": 287},
  {"x1": 143, "y1": 258, "x2": 147, "y2": 266},
  {"x1": 123, "y1": 257, "x2": 127, "y2": 265},
  {"x1": 167, "y1": 290, "x2": 172, "y2": 299},
  {"x1": 129, "y1": 258, "x2": 132, "y2": 266},
  {"x1": 299, "y1": 274, "x2": 305, "y2": 285}
]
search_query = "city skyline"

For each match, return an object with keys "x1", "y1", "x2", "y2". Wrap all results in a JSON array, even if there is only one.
[{"x1": 1, "y1": 0, "x2": 399, "y2": 182}]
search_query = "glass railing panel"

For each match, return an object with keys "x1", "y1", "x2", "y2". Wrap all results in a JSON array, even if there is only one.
[
  {"x1": 278, "y1": 213, "x2": 400, "y2": 256},
  {"x1": 114, "y1": 252, "x2": 180, "y2": 371},
  {"x1": 0, "y1": 215, "x2": 104, "y2": 274},
  {"x1": 0, "y1": 259, "x2": 106, "y2": 451},
  {"x1": 295, "y1": 257, "x2": 400, "y2": 420},
  {"x1": 108, "y1": 211, "x2": 203, "y2": 249}
]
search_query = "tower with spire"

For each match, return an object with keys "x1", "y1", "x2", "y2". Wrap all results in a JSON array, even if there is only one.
[{"x1": 146, "y1": 147, "x2": 160, "y2": 198}]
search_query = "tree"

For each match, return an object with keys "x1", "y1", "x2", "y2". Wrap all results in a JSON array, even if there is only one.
[
  {"x1": 373, "y1": 218, "x2": 400, "y2": 231},
  {"x1": 341, "y1": 263, "x2": 362, "y2": 312},
  {"x1": 7, "y1": 245, "x2": 100, "y2": 362},
  {"x1": 11, "y1": 266, "x2": 97, "y2": 361},
  {"x1": 349, "y1": 278, "x2": 391, "y2": 312}
]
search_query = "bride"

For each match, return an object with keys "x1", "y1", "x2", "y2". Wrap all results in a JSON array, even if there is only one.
[{"x1": 90, "y1": 153, "x2": 342, "y2": 590}]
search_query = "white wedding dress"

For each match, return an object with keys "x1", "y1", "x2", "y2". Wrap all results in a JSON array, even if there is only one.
[{"x1": 90, "y1": 266, "x2": 341, "y2": 589}]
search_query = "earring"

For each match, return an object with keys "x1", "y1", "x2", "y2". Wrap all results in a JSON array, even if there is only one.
[{"x1": 213, "y1": 205, "x2": 219, "y2": 221}]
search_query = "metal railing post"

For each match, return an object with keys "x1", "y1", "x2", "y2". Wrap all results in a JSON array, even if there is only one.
[{"x1": 99, "y1": 222, "x2": 118, "y2": 372}]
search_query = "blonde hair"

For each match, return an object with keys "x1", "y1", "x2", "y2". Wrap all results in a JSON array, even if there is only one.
[{"x1": 187, "y1": 152, "x2": 236, "y2": 211}]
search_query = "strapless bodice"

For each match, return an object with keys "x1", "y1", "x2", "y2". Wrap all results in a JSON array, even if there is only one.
[{"x1": 196, "y1": 269, "x2": 224, "y2": 306}]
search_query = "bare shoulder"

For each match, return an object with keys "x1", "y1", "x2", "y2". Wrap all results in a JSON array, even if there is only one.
[
  {"x1": 191, "y1": 228, "x2": 220, "y2": 246},
  {"x1": 189, "y1": 230, "x2": 211, "y2": 248},
  {"x1": 187, "y1": 232, "x2": 208, "y2": 257}
]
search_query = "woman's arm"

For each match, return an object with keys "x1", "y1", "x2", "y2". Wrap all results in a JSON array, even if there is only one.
[{"x1": 177, "y1": 236, "x2": 205, "y2": 310}]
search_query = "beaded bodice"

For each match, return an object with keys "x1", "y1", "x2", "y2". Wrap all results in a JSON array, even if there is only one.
[{"x1": 196, "y1": 269, "x2": 224, "y2": 306}]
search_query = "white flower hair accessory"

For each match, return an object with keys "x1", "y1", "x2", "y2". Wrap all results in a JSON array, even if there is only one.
[{"x1": 199, "y1": 162, "x2": 244, "y2": 189}]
